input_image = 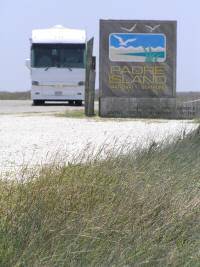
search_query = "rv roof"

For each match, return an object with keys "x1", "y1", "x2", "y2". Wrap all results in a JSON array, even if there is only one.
[{"x1": 32, "y1": 25, "x2": 86, "y2": 44}]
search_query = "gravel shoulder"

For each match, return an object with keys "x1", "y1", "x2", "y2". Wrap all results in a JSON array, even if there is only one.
[{"x1": 0, "y1": 111, "x2": 198, "y2": 176}]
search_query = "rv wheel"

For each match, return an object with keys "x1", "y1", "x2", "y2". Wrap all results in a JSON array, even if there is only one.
[
  {"x1": 68, "y1": 100, "x2": 74, "y2": 105},
  {"x1": 33, "y1": 100, "x2": 45, "y2": 105},
  {"x1": 75, "y1": 100, "x2": 82, "y2": 106}
]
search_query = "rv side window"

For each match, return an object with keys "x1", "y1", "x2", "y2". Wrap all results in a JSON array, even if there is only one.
[{"x1": 31, "y1": 44, "x2": 85, "y2": 68}]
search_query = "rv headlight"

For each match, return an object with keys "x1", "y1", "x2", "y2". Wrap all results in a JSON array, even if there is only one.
[
  {"x1": 32, "y1": 81, "x2": 39, "y2": 86},
  {"x1": 78, "y1": 81, "x2": 85, "y2": 86}
]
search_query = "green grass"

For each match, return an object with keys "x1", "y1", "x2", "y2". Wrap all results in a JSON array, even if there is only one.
[
  {"x1": 0, "y1": 130, "x2": 200, "y2": 266},
  {"x1": 56, "y1": 110, "x2": 96, "y2": 118},
  {"x1": 56, "y1": 110, "x2": 171, "y2": 122}
]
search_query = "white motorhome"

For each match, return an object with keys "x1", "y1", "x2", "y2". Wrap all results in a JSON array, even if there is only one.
[{"x1": 26, "y1": 25, "x2": 86, "y2": 105}]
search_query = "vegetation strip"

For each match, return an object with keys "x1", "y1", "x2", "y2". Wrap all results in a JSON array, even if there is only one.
[{"x1": 0, "y1": 129, "x2": 199, "y2": 266}]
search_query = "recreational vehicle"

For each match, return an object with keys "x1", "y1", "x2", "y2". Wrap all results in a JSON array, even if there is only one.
[{"x1": 26, "y1": 25, "x2": 86, "y2": 105}]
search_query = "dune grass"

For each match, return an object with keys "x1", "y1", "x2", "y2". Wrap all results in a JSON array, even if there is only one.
[
  {"x1": 0, "y1": 131, "x2": 200, "y2": 266},
  {"x1": 0, "y1": 91, "x2": 30, "y2": 100}
]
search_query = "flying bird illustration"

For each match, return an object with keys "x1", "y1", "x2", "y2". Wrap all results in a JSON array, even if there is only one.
[
  {"x1": 145, "y1": 24, "x2": 160, "y2": 32},
  {"x1": 113, "y1": 35, "x2": 137, "y2": 47},
  {"x1": 120, "y1": 24, "x2": 137, "y2": 32}
]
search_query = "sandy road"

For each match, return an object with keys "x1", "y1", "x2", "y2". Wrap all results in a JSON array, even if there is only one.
[{"x1": 0, "y1": 100, "x2": 94, "y2": 114}]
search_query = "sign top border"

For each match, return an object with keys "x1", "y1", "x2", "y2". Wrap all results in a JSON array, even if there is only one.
[{"x1": 100, "y1": 19, "x2": 177, "y2": 24}]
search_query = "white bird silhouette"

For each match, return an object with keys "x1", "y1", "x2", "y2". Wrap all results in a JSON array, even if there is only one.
[
  {"x1": 113, "y1": 35, "x2": 137, "y2": 47},
  {"x1": 145, "y1": 24, "x2": 160, "y2": 32},
  {"x1": 120, "y1": 24, "x2": 137, "y2": 32}
]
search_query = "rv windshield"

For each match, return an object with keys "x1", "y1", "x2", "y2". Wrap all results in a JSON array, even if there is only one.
[{"x1": 31, "y1": 44, "x2": 85, "y2": 68}]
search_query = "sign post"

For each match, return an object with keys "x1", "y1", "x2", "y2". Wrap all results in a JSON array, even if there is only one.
[{"x1": 85, "y1": 37, "x2": 95, "y2": 116}]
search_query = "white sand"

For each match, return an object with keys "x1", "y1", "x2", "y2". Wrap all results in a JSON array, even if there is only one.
[{"x1": 0, "y1": 114, "x2": 197, "y2": 176}]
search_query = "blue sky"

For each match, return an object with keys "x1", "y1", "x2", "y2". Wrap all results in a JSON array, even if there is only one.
[
  {"x1": 0, "y1": 0, "x2": 199, "y2": 91},
  {"x1": 110, "y1": 34, "x2": 165, "y2": 48}
]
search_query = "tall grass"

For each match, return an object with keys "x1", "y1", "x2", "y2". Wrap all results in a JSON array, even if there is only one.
[{"x1": 0, "y1": 131, "x2": 199, "y2": 266}]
